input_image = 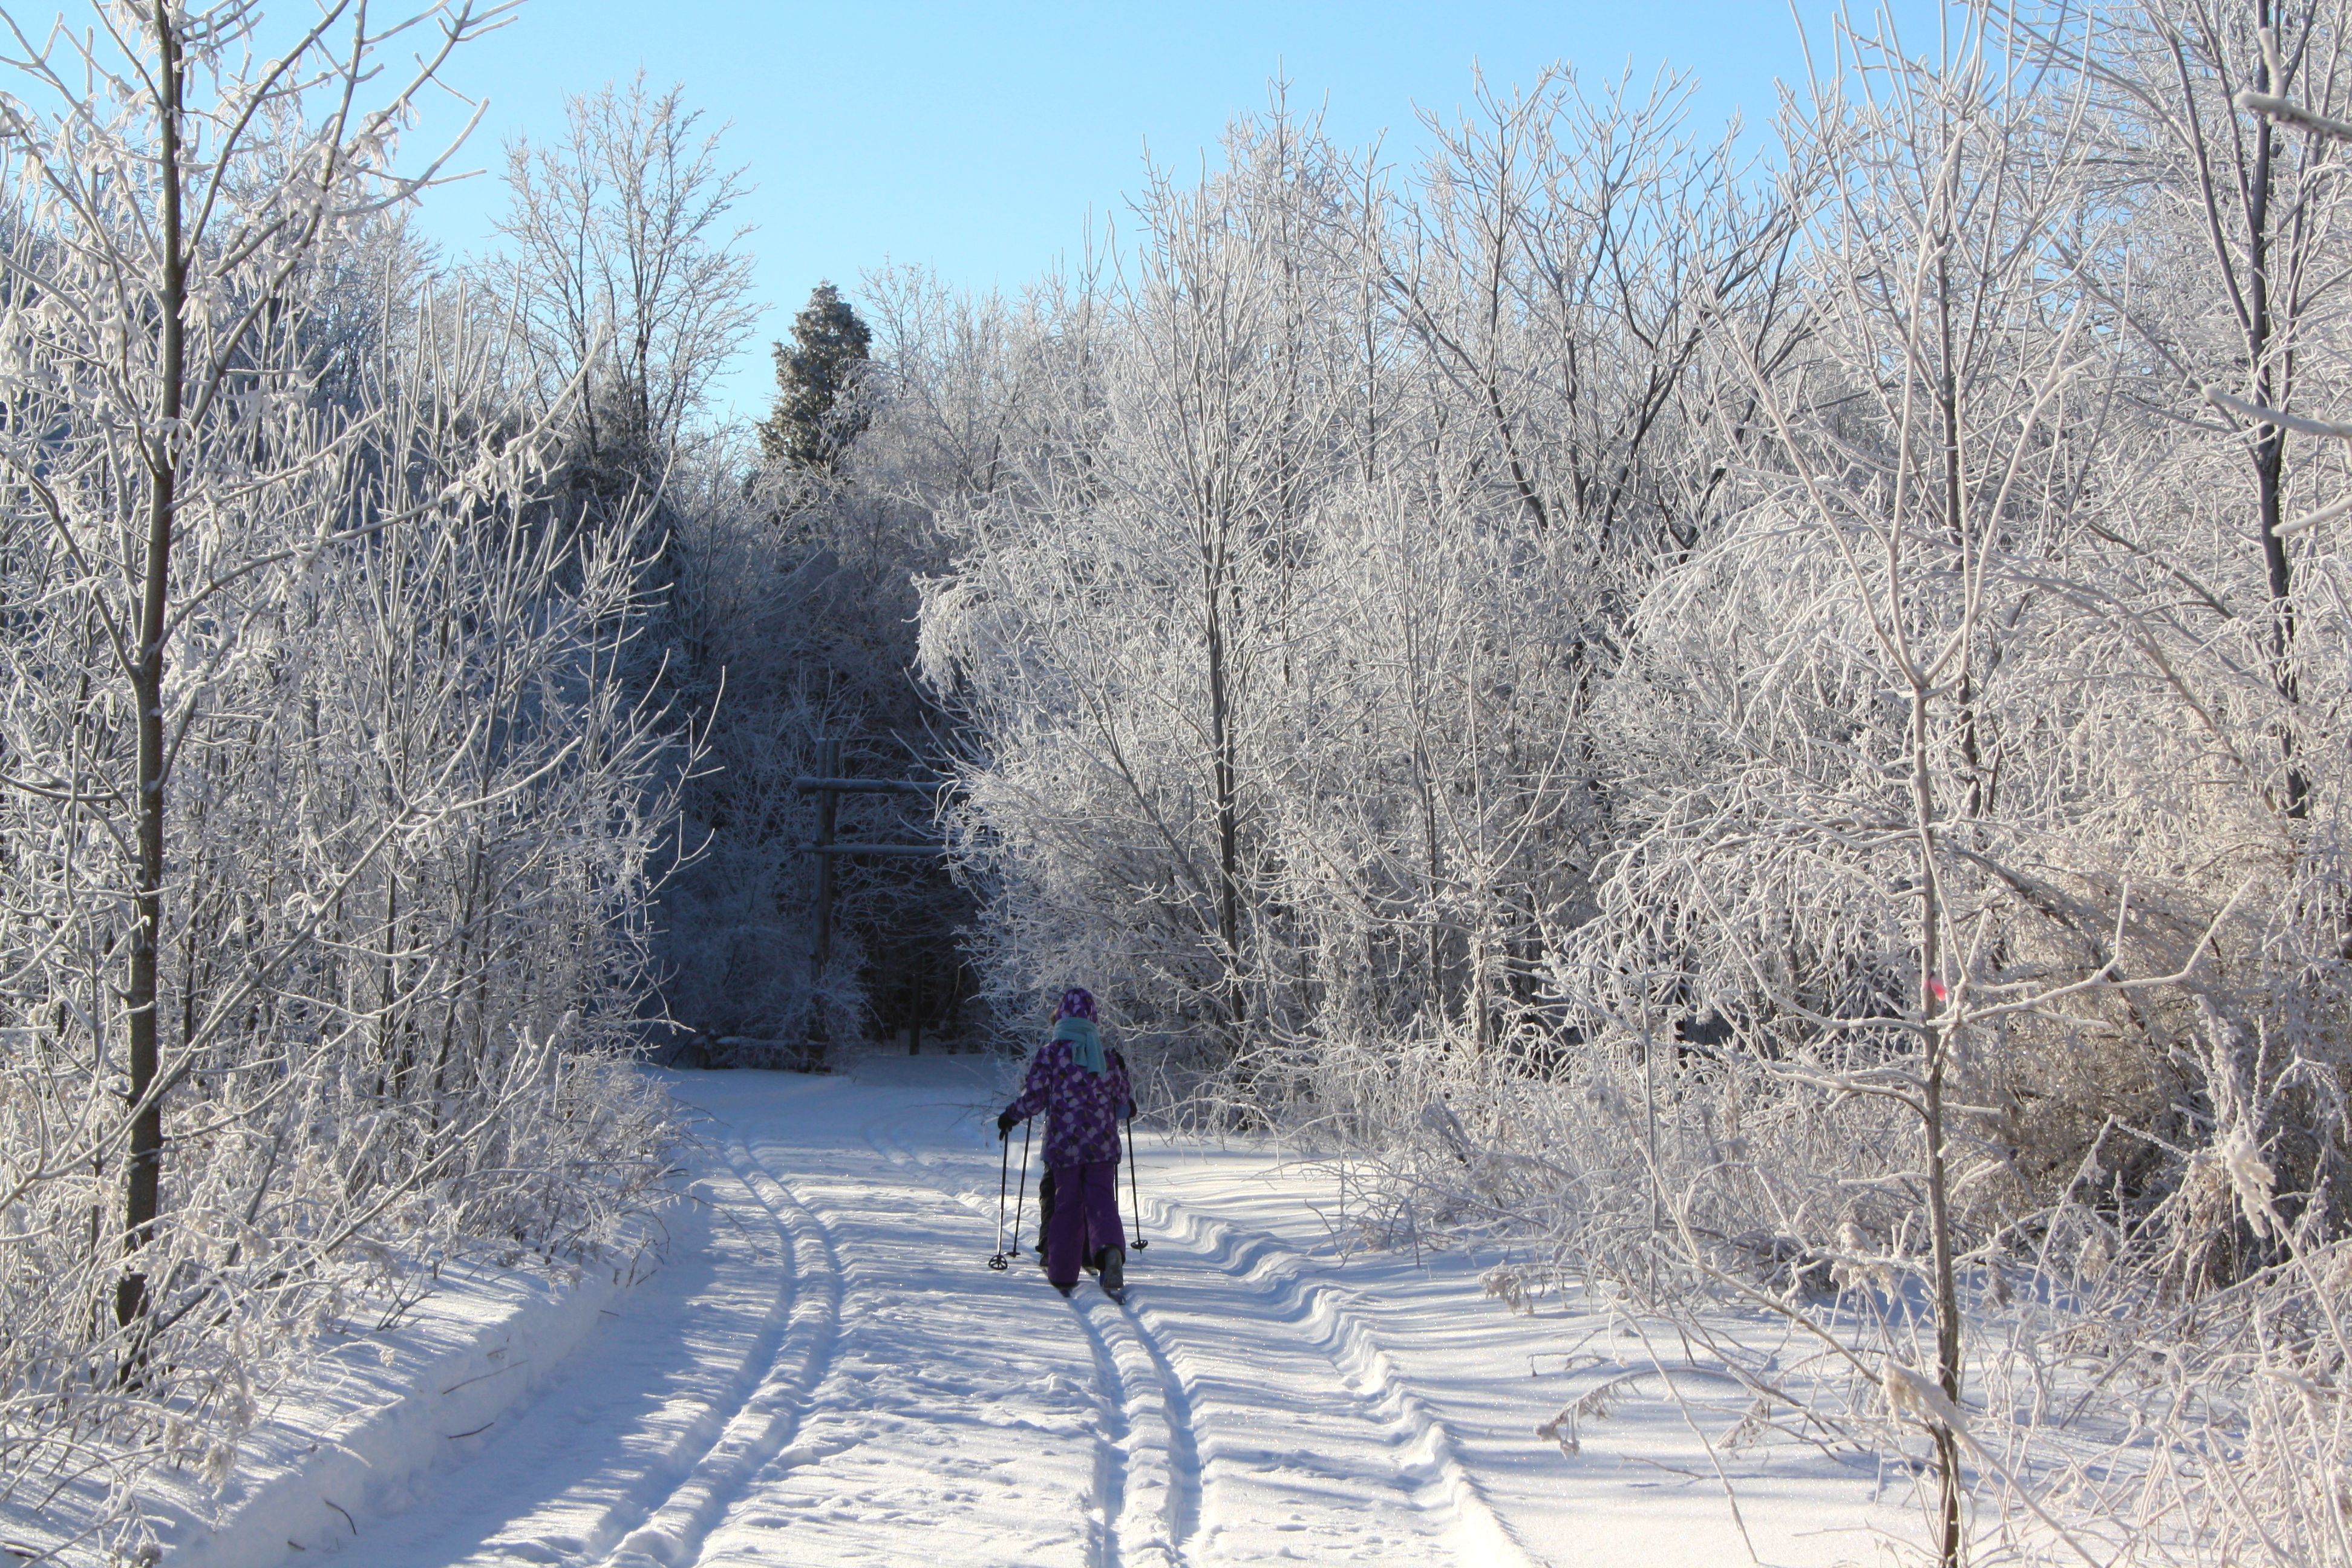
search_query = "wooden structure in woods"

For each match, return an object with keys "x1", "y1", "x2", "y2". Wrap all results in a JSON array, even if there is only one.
[{"x1": 792, "y1": 738, "x2": 951, "y2": 1062}]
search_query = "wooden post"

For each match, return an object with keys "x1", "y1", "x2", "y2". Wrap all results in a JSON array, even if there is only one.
[
  {"x1": 789, "y1": 758, "x2": 947, "y2": 1069},
  {"x1": 909, "y1": 961, "x2": 923, "y2": 1056},
  {"x1": 812, "y1": 737, "x2": 840, "y2": 978},
  {"x1": 809, "y1": 737, "x2": 840, "y2": 1067}
]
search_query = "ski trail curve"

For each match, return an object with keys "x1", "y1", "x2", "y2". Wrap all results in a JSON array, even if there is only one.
[
  {"x1": 304, "y1": 1134, "x2": 811, "y2": 1568},
  {"x1": 860, "y1": 1091, "x2": 1537, "y2": 1565},
  {"x1": 860, "y1": 1103, "x2": 1203, "y2": 1567},
  {"x1": 1128, "y1": 1184, "x2": 1543, "y2": 1568},
  {"x1": 1073, "y1": 1292, "x2": 1131, "y2": 1568},
  {"x1": 1071, "y1": 1288, "x2": 1199, "y2": 1568},
  {"x1": 862, "y1": 1088, "x2": 1528, "y2": 1566},
  {"x1": 253, "y1": 1065, "x2": 1583, "y2": 1567},
  {"x1": 682, "y1": 1074, "x2": 1106, "y2": 1567},
  {"x1": 594, "y1": 1131, "x2": 845, "y2": 1567},
  {"x1": 848, "y1": 1063, "x2": 1549, "y2": 1566}
]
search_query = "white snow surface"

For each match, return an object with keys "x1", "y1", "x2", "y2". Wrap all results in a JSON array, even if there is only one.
[{"x1": 145, "y1": 1058, "x2": 1912, "y2": 1567}]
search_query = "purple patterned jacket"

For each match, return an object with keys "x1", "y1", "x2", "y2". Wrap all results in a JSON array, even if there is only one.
[{"x1": 1006, "y1": 1039, "x2": 1134, "y2": 1167}]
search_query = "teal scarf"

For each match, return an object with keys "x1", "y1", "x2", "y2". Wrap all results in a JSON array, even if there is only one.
[{"x1": 1054, "y1": 1016, "x2": 1106, "y2": 1075}]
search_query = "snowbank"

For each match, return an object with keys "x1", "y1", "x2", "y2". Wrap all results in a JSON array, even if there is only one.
[{"x1": 137, "y1": 1247, "x2": 647, "y2": 1567}]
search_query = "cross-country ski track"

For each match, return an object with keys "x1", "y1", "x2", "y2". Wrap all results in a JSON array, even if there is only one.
[{"x1": 152, "y1": 1058, "x2": 1906, "y2": 1568}]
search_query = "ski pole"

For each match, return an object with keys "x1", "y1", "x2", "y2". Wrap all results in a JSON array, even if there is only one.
[
  {"x1": 988, "y1": 1122, "x2": 1012, "y2": 1272},
  {"x1": 1009, "y1": 1121, "x2": 1033, "y2": 1259},
  {"x1": 1125, "y1": 1109, "x2": 1148, "y2": 1252}
]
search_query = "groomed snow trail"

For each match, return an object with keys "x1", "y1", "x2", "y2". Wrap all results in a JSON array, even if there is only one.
[
  {"x1": 685, "y1": 1063, "x2": 1535, "y2": 1567},
  {"x1": 242, "y1": 1059, "x2": 1903, "y2": 1567}
]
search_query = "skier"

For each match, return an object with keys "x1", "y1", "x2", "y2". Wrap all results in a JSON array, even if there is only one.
[{"x1": 998, "y1": 987, "x2": 1133, "y2": 1299}]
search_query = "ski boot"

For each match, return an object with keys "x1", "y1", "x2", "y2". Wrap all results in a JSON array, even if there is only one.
[{"x1": 1099, "y1": 1246, "x2": 1125, "y2": 1301}]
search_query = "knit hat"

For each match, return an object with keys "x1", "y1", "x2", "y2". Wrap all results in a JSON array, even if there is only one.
[{"x1": 1054, "y1": 987, "x2": 1096, "y2": 1023}]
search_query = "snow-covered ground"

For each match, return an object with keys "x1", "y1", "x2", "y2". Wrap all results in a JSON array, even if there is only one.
[{"x1": 145, "y1": 1057, "x2": 1914, "y2": 1567}]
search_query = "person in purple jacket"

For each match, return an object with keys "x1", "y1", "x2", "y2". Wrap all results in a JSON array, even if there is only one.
[{"x1": 997, "y1": 987, "x2": 1134, "y2": 1298}]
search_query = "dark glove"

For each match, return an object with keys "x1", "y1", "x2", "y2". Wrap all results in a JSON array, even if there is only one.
[
  {"x1": 1124, "y1": 1100, "x2": 1137, "y2": 1120},
  {"x1": 996, "y1": 1109, "x2": 1019, "y2": 1139}
]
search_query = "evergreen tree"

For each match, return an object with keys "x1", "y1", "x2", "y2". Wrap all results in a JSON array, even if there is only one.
[{"x1": 760, "y1": 280, "x2": 873, "y2": 472}]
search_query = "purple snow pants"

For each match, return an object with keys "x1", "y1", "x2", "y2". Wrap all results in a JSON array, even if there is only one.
[{"x1": 1047, "y1": 1160, "x2": 1126, "y2": 1289}]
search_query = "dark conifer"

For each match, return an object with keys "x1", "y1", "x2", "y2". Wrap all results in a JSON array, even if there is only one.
[{"x1": 760, "y1": 281, "x2": 874, "y2": 472}]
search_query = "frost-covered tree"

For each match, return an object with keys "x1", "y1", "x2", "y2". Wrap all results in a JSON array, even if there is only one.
[
  {"x1": 913, "y1": 80, "x2": 1788, "y2": 1104},
  {"x1": 0, "y1": 7, "x2": 684, "y2": 1557},
  {"x1": 489, "y1": 71, "x2": 759, "y2": 509},
  {"x1": 760, "y1": 279, "x2": 874, "y2": 474},
  {"x1": 898, "y1": 10, "x2": 2352, "y2": 1559}
]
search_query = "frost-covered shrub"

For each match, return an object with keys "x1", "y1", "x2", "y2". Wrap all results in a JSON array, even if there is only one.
[
  {"x1": 0, "y1": 10, "x2": 688, "y2": 1558},
  {"x1": 905, "y1": 4, "x2": 2352, "y2": 1560}
]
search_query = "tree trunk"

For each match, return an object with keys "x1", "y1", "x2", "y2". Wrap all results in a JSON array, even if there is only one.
[
  {"x1": 1204, "y1": 537, "x2": 1245, "y2": 1060},
  {"x1": 117, "y1": 2, "x2": 186, "y2": 1348},
  {"x1": 2248, "y1": 0, "x2": 2307, "y2": 817},
  {"x1": 1909, "y1": 682, "x2": 1965, "y2": 1568}
]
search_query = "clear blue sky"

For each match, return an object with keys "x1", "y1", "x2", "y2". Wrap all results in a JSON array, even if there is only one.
[{"x1": 402, "y1": 1, "x2": 1944, "y2": 421}]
